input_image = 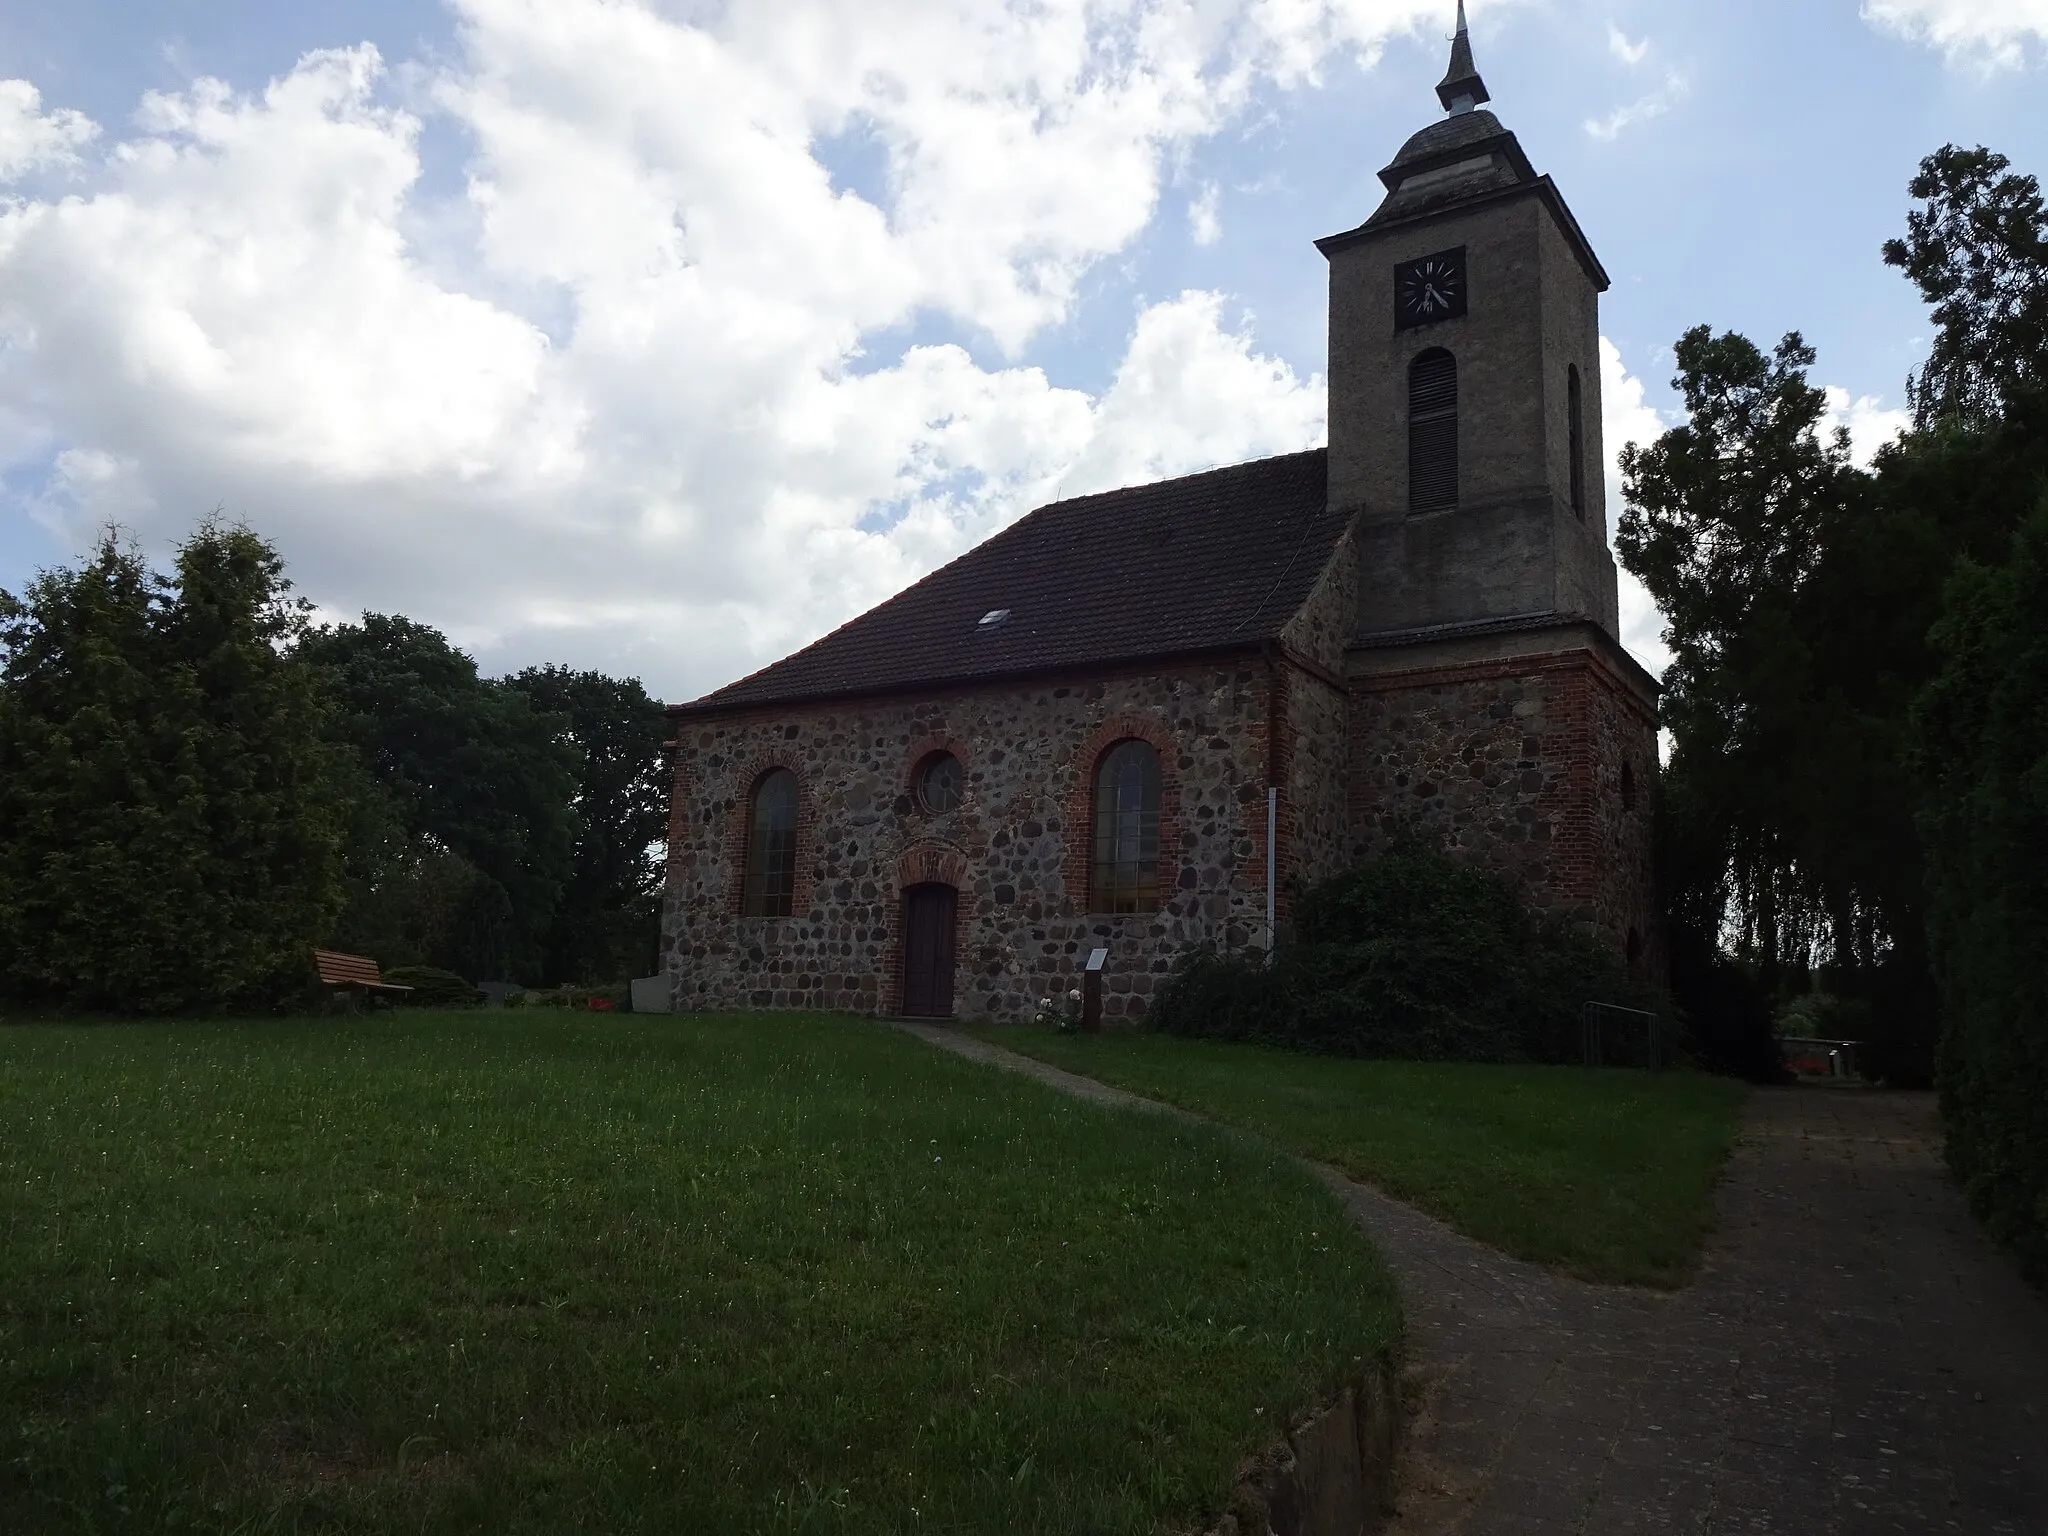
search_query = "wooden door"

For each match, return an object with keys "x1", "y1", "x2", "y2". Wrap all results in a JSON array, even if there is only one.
[{"x1": 901, "y1": 884, "x2": 957, "y2": 1018}]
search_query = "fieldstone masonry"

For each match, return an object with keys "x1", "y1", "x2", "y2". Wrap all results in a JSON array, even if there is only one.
[
  {"x1": 1350, "y1": 635, "x2": 1657, "y2": 955},
  {"x1": 663, "y1": 630, "x2": 1656, "y2": 1020},
  {"x1": 664, "y1": 661, "x2": 1300, "y2": 1021}
]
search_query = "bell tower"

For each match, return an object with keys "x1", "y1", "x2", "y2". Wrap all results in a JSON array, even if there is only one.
[
  {"x1": 1319, "y1": 0, "x2": 1619, "y2": 635},
  {"x1": 1326, "y1": 3, "x2": 1661, "y2": 970}
]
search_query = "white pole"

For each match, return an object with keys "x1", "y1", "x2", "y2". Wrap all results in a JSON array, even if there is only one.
[{"x1": 1265, "y1": 786, "x2": 1278, "y2": 959}]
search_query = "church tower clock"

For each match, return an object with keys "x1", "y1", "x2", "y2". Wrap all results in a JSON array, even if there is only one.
[{"x1": 1324, "y1": 3, "x2": 1661, "y2": 967}]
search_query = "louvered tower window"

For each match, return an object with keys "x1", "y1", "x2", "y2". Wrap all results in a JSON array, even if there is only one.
[
  {"x1": 1568, "y1": 363, "x2": 1586, "y2": 519},
  {"x1": 1408, "y1": 349, "x2": 1459, "y2": 514}
]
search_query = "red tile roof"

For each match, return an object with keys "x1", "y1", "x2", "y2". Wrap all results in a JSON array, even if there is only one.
[{"x1": 678, "y1": 449, "x2": 1343, "y2": 713}]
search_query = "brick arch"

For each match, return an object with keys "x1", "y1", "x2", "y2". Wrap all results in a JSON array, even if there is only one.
[
  {"x1": 894, "y1": 842, "x2": 971, "y2": 890},
  {"x1": 724, "y1": 754, "x2": 818, "y2": 918},
  {"x1": 887, "y1": 840, "x2": 974, "y2": 1017},
  {"x1": 1061, "y1": 713, "x2": 1184, "y2": 917},
  {"x1": 901, "y1": 733, "x2": 975, "y2": 809}
]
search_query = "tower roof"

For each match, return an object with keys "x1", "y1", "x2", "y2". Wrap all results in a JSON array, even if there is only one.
[
  {"x1": 1375, "y1": 108, "x2": 1527, "y2": 193},
  {"x1": 1313, "y1": 0, "x2": 1609, "y2": 291},
  {"x1": 1435, "y1": 1, "x2": 1491, "y2": 113}
]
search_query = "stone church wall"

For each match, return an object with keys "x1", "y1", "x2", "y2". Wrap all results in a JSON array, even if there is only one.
[
  {"x1": 1275, "y1": 525, "x2": 1359, "y2": 909},
  {"x1": 1347, "y1": 638, "x2": 1656, "y2": 960},
  {"x1": 1582, "y1": 660, "x2": 1660, "y2": 963},
  {"x1": 1282, "y1": 666, "x2": 1353, "y2": 907},
  {"x1": 1280, "y1": 519, "x2": 1358, "y2": 675},
  {"x1": 662, "y1": 656, "x2": 1316, "y2": 1022}
]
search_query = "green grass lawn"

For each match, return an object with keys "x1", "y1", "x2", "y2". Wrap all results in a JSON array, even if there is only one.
[
  {"x1": 0, "y1": 1011, "x2": 1397, "y2": 1535},
  {"x1": 965, "y1": 1027, "x2": 1749, "y2": 1288}
]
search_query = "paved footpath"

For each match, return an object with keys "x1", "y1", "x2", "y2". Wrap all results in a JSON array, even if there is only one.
[{"x1": 896, "y1": 1024, "x2": 2048, "y2": 1535}]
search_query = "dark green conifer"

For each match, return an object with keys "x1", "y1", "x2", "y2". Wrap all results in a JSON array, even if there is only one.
[{"x1": 0, "y1": 526, "x2": 345, "y2": 1011}]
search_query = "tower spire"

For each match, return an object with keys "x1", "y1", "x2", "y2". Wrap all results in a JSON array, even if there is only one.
[{"x1": 1435, "y1": 1, "x2": 1491, "y2": 115}]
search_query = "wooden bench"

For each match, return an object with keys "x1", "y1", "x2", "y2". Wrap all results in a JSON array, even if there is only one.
[{"x1": 313, "y1": 948, "x2": 414, "y2": 1002}]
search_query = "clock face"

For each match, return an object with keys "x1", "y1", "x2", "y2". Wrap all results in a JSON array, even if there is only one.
[{"x1": 1394, "y1": 248, "x2": 1468, "y2": 330}]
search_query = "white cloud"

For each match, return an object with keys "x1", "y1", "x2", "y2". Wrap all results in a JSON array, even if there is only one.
[
  {"x1": 1823, "y1": 386, "x2": 1910, "y2": 467},
  {"x1": 0, "y1": 80, "x2": 98, "y2": 180},
  {"x1": 1607, "y1": 25, "x2": 1650, "y2": 66},
  {"x1": 0, "y1": 0, "x2": 1416, "y2": 699},
  {"x1": 1062, "y1": 291, "x2": 1324, "y2": 496},
  {"x1": 1189, "y1": 181, "x2": 1223, "y2": 246},
  {"x1": 0, "y1": 49, "x2": 561, "y2": 502},
  {"x1": 1862, "y1": 0, "x2": 2048, "y2": 69},
  {"x1": 1600, "y1": 337, "x2": 1672, "y2": 679},
  {"x1": 1584, "y1": 72, "x2": 1685, "y2": 141}
]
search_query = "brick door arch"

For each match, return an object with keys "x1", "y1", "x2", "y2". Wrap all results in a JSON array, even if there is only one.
[{"x1": 888, "y1": 843, "x2": 972, "y2": 1017}]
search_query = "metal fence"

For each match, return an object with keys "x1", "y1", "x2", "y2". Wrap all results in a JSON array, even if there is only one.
[
  {"x1": 1581, "y1": 1001, "x2": 1664, "y2": 1070},
  {"x1": 1777, "y1": 1036, "x2": 1864, "y2": 1081}
]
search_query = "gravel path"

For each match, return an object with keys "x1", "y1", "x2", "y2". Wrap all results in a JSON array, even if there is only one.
[{"x1": 893, "y1": 1023, "x2": 2048, "y2": 1534}]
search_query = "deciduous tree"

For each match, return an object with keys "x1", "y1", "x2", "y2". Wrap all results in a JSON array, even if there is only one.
[
  {"x1": 503, "y1": 666, "x2": 671, "y2": 985},
  {"x1": 1884, "y1": 145, "x2": 2048, "y2": 427},
  {"x1": 301, "y1": 615, "x2": 578, "y2": 983}
]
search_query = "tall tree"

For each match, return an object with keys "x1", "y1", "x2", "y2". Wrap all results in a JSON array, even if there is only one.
[
  {"x1": 1618, "y1": 327, "x2": 1948, "y2": 1078},
  {"x1": 1618, "y1": 329, "x2": 1883, "y2": 978},
  {"x1": 0, "y1": 526, "x2": 345, "y2": 1012},
  {"x1": 1619, "y1": 145, "x2": 2048, "y2": 1092},
  {"x1": 503, "y1": 666, "x2": 671, "y2": 984},
  {"x1": 1884, "y1": 145, "x2": 2048, "y2": 428},
  {"x1": 301, "y1": 615, "x2": 578, "y2": 983},
  {"x1": 1895, "y1": 148, "x2": 2048, "y2": 1278}
]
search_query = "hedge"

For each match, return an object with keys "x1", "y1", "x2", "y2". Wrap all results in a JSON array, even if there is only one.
[
  {"x1": 1150, "y1": 846, "x2": 1660, "y2": 1065},
  {"x1": 1916, "y1": 500, "x2": 2048, "y2": 1282}
]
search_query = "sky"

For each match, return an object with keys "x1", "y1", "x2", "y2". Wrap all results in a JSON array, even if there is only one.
[{"x1": 2, "y1": 0, "x2": 2045, "y2": 701}]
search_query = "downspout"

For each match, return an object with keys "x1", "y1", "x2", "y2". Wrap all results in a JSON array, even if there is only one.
[
  {"x1": 1266, "y1": 790, "x2": 1278, "y2": 962},
  {"x1": 1262, "y1": 641, "x2": 1283, "y2": 961}
]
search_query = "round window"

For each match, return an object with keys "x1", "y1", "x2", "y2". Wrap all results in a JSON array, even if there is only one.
[{"x1": 915, "y1": 752, "x2": 964, "y2": 814}]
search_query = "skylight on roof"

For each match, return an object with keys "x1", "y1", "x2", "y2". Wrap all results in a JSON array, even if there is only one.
[{"x1": 977, "y1": 608, "x2": 1011, "y2": 629}]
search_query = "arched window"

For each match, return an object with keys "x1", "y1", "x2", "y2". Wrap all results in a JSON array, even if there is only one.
[
  {"x1": 1568, "y1": 363, "x2": 1586, "y2": 519},
  {"x1": 1408, "y1": 349, "x2": 1459, "y2": 514},
  {"x1": 742, "y1": 768, "x2": 798, "y2": 917},
  {"x1": 1091, "y1": 740, "x2": 1161, "y2": 914},
  {"x1": 1620, "y1": 761, "x2": 1638, "y2": 814}
]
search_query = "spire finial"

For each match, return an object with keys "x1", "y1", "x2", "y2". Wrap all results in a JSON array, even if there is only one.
[{"x1": 1435, "y1": 0, "x2": 1491, "y2": 115}]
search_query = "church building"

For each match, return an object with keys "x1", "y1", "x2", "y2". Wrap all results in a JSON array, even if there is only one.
[{"x1": 659, "y1": 7, "x2": 1660, "y2": 1020}]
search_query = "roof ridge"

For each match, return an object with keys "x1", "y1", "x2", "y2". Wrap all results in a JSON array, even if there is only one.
[
  {"x1": 677, "y1": 447, "x2": 1338, "y2": 713},
  {"x1": 1043, "y1": 445, "x2": 1325, "y2": 514}
]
